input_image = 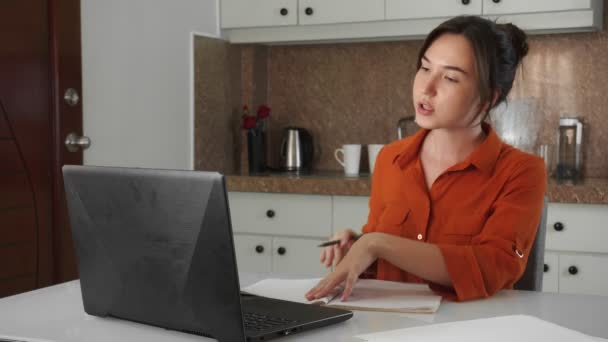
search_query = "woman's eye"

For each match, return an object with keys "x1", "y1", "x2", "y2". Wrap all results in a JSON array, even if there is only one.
[
  {"x1": 420, "y1": 66, "x2": 430, "y2": 72},
  {"x1": 445, "y1": 76, "x2": 459, "y2": 83}
]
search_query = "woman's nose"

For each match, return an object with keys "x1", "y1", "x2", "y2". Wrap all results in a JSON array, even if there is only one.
[{"x1": 422, "y1": 77, "x2": 437, "y2": 96}]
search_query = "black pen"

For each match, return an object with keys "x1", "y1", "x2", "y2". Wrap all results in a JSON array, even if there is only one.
[{"x1": 317, "y1": 235, "x2": 360, "y2": 247}]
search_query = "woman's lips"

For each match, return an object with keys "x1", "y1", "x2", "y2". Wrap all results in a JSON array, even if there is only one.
[{"x1": 416, "y1": 101, "x2": 434, "y2": 116}]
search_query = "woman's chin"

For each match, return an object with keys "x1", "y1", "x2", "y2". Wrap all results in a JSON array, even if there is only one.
[{"x1": 414, "y1": 114, "x2": 436, "y2": 129}]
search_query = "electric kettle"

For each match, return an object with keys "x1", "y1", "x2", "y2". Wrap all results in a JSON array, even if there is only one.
[{"x1": 279, "y1": 127, "x2": 313, "y2": 173}]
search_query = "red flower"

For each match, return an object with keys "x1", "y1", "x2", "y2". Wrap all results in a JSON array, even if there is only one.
[
  {"x1": 242, "y1": 116, "x2": 257, "y2": 129},
  {"x1": 257, "y1": 105, "x2": 271, "y2": 119}
]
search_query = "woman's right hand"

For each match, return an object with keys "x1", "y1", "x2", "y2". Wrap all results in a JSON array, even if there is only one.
[{"x1": 320, "y1": 229, "x2": 359, "y2": 268}]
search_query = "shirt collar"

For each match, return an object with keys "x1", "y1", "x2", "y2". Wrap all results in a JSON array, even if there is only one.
[{"x1": 393, "y1": 122, "x2": 503, "y2": 174}]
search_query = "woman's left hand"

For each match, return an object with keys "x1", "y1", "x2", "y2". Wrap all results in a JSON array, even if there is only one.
[{"x1": 305, "y1": 233, "x2": 378, "y2": 302}]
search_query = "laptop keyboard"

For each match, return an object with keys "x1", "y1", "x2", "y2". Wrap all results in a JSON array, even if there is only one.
[{"x1": 243, "y1": 311, "x2": 296, "y2": 332}]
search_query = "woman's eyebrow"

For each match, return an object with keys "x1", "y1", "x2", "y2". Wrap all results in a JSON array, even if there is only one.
[{"x1": 422, "y1": 55, "x2": 469, "y2": 75}]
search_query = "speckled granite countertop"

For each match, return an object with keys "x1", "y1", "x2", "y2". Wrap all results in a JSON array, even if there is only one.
[{"x1": 226, "y1": 172, "x2": 608, "y2": 204}]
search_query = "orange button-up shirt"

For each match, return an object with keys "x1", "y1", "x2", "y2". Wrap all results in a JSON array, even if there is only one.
[{"x1": 362, "y1": 123, "x2": 546, "y2": 301}]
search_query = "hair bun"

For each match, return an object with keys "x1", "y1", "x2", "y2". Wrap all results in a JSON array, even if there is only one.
[{"x1": 498, "y1": 23, "x2": 529, "y2": 63}]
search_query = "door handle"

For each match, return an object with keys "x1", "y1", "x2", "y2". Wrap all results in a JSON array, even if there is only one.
[{"x1": 65, "y1": 132, "x2": 91, "y2": 152}]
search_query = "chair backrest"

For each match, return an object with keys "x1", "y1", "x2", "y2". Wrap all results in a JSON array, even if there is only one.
[{"x1": 514, "y1": 196, "x2": 548, "y2": 291}]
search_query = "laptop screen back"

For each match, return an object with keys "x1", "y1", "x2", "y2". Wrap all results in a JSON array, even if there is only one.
[{"x1": 63, "y1": 165, "x2": 246, "y2": 341}]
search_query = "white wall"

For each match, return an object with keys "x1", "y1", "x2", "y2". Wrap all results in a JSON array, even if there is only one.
[{"x1": 81, "y1": 0, "x2": 219, "y2": 169}]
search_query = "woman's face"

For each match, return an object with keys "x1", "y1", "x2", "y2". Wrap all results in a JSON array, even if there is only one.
[{"x1": 412, "y1": 33, "x2": 485, "y2": 130}]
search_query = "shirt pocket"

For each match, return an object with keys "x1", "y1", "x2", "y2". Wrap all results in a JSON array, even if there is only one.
[
  {"x1": 376, "y1": 204, "x2": 411, "y2": 236},
  {"x1": 439, "y1": 213, "x2": 486, "y2": 245}
]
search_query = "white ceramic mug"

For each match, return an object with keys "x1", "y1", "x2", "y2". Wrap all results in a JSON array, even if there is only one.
[
  {"x1": 368, "y1": 144, "x2": 384, "y2": 174},
  {"x1": 334, "y1": 144, "x2": 361, "y2": 176}
]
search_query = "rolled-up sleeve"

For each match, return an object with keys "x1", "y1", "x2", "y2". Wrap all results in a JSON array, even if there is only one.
[{"x1": 431, "y1": 158, "x2": 547, "y2": 301}]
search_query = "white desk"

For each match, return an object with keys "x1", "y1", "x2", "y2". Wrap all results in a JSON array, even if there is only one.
[{"x1": 1, "y1": 274, "x2": 607, "y2": 341}]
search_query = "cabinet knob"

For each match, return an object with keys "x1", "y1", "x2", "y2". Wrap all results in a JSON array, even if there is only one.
[
  {"x1": 553, "y1": 222, "x2": 564, "y2": 231},
  {"x1": 492, "y1": 0, "x2": 501, "y2": 3},
  {"x1": 568, "y1": 266, "x2": 578, "y2": 275},
  {"x1": 280, "y1": 8, "x2": 288, "y2": 16},
  {"x1": 255, "y1": 245, "x2": 264, "y2": 254},
  {"x1": 544, "y1": 264, "x2": 549, "y2": 273},
  {"x1": 305, "y1": 7, "x2": 313, "y2": 15},
  {"x1": 266, "y1": 209, "x2": 275, "y2": 218},
  {"x1": 461, "y1": 0, "x2": 470, "y2": 4},
  {"x1": 277, "y1": 247, "x2": 286, "y2": 255}
]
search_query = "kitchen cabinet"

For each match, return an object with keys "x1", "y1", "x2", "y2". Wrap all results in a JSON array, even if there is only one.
[
  {"x1": 220, "y1": 0, "x2": 383, "y2": 29},
  {"x1": 542, "y1": 252, "x2": 559, "y2": 293},
  {"x1": 230, "y1": 192, "x2": 608, "y2": 296},
  {"x1": 228, "y1": 192, "x2": 332, "y2": 277},
  {"x1": 543, "y1": 203, "x2": 608, "y2": 296},
  {"x1": 221, "y1": 0, "x2": 602, "y2": 44},
  {"x1": 386, "y1": 0, "x2": 482, "y2": 21},
  {"x1": 332, "y1": 195, "x2": 370, "y2": 233},
  {"x1": 482, "y1": 0, "x2": 598, "y2": 15},
  {"x1": 228, "y1": 192, "x2": 331, "y2": 238},
  {"x1": 482, "y1": 0, "x2": 602, "y2": 32},
  {"x1": 233, "y1": 234, "x2": 328, "y2": 276},
  {"x1": 299, "y1": 0, "x2": 384, "y2": 26},
  {"x1": 221, "y1": 0, "x2": 297, "y2": 29},
  {"x1": 558, "y1": 253, "x2": 608, "y2": 296}
]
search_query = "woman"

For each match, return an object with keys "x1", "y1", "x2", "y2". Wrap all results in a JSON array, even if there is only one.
[{"x1": 306, "y1": 16, "x2": 546, "y2": 302}]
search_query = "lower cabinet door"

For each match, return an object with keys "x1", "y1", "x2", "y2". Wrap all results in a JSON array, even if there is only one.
[
  {"x1": 272, "y1": 237, "x2": 330, "y2": 277},
  {"x1": 233, "y1": 234, "x2": 272, "y2": 273},
  {"x1": 542, "y1": 252, "x2": 559, "y2": 293},
  {"x1": 559, "y1": 253, "x2": 608, "y2": 296}
]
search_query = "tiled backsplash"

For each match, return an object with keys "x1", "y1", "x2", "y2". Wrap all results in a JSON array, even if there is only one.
[{"x1": 195, "y1": 8, "x2": 608, "y2": 178}]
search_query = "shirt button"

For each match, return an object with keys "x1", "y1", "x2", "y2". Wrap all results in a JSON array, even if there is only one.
[{"x1": 417, "y1": 234, "x2": 423, "y2": 240}]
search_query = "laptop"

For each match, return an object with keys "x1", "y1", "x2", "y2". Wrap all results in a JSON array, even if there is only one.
[{"x1": 62, "y1": 165, "x2": 353, "y2": 342}]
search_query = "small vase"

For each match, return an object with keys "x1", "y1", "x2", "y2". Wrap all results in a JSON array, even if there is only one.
[{"x1": 247, "y1": 129, "x2": 266, "y2": 174}]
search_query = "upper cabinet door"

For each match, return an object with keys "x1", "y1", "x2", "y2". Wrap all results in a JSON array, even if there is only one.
[
  {"x1": 482, "y1": 0, "x2": 594, "y2": 15},
  {"x1": 221, "y1": 0, "x2": 297, "y2": 29},
  {"x1": 299, "y1": 0, "x2": 385, "y2": 25},
  {"x1": 386, "y1": 0, "x2": 482, "y2": 20}
]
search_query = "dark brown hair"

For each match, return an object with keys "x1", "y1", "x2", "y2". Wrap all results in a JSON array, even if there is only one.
[{"x1": 417, "y1": 16, "x2": 529, "y2": 121}]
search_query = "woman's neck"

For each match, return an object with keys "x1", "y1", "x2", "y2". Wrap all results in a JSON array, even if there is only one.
[{"x1": 422, "y1": 125, "x2": 486, "y2": 166}]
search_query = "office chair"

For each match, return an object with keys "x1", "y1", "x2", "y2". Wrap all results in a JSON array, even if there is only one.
[{"x1": 514, "y1": 196, "x2": 549, "y2": 291}]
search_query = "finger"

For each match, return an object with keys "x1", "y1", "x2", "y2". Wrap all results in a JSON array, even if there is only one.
[
  {"x1": 314, "y1": 274, "x2": 345, "y2": 300},
  {"x1": 333, "y1": 244, "x2": 342, "y2": 267},
  {"x1": 341, "y1": 272, "x2": 358, "y2": 301},
  {"x1": 325, "y1": 247, "x2": 334, "y2": 268},
  {"x1": 306, "y1": 278, "x2": 330, "y2": 300},
  {"x1": 340, "y1": 232, "x2": 351, "y2": 247},
  {"x1": 320, "y1": 248, "x2": 326, "y2": 263}
]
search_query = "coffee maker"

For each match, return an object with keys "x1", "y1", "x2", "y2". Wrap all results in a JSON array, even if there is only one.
[
  {"x1": 555, "y1": 117, "x2": 583, "y2": 181},
  {"x1": 279, "y1": 127, "x2": 313, "y2": 173}
]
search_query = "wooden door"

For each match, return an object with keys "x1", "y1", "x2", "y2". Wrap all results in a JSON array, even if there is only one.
[{"x1": 0, "y1": 0, "x2": 82, "y2": 298}]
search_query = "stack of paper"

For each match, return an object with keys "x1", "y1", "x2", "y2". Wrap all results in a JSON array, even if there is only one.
[
  {"x1": 241, "y1": 278, "x2": 442, "y2": 313},
  {"x1": 355, "y1": 315, "x2": 605, "y2": 342}
]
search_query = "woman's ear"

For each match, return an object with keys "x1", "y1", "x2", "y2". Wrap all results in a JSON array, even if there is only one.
[
  {"x1": 478, "y1": 89, "x2": 501, "y2": 116},
  {"x1": 490, "y1": 89, "x2": 501, "y2": 108}
]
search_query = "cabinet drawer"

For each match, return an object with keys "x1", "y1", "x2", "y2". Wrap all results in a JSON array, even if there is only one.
[
  {"x1": 542, "y1": 252, "x2": 559, "y2": 293},
  {"x1": 221, "y1": 0, "x2": 297, "y2": 28},
  {"x1": 545, "y1": 203, "x2": 608, "y2": 253},
  {"x1": 272, "y1": 237, "x2": 329, "y2": 277},
  {"x1": 228, "y1": 192, "x2": 332, "y2": 238},
  {"x1": 332, "y1": 196, "x2": 370, "y2": 234},
  {"x1": 233, "y1": 234, "x2": 272, "y2": 274},
  {"x1": 386, "y1": 0, "x2": 481, "y2": 20},
  {"x1": 482, "y1": 0, "x2": 594, "y2": 15},
  {"x1": 559, "y1": 253, "x2": 608, "y2": 296}
]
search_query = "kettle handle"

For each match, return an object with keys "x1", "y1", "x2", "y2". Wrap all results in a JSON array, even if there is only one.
[{"x1": 280, "y1": 135, "x2": 287, "y2": 160}]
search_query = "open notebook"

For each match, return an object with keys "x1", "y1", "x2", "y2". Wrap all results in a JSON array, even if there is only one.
[{"x1": 241, "y1": 278, "x2": 442, "y2": 314}]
